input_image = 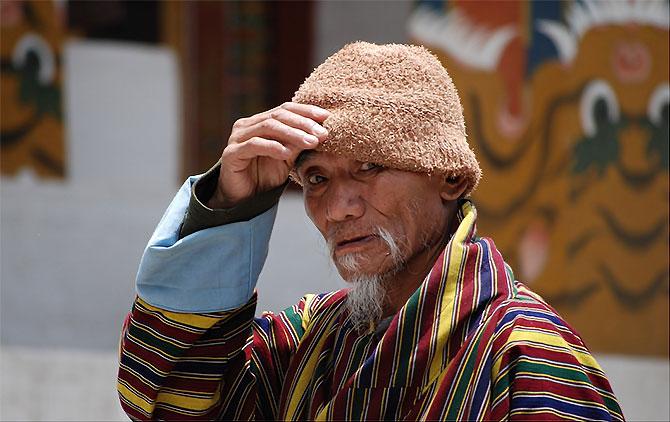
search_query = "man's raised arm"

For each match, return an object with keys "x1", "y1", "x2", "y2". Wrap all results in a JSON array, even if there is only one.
[{"x1": 116, "y1": 104, "x2": 330, "y2": 419}]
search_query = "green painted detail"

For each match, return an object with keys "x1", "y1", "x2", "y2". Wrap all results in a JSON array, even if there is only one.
[
  {"x1": 645, "y1": 104, "x2": 669, "y2": 170},
  {"x1": 572, "y1": 99, "x2": 623, "y2": 176},
  {"x1": 573, "y1": 97, "x2": 669, "y2": 178},
  {"x1": 18, "y1": 51, "x2": 62, "y2": 120}
]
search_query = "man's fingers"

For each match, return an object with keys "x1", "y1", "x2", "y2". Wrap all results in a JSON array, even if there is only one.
[
  {"x1": 232, "y1": 117, "x2": 321, "y2": 150},
  {"x1": 225, "y1": 102, "x2": 330, "y2": 166},
  {"x1": 224, "y1": 137, "x2": 292, "y2": 165},
  {"x1": 232, "y1": 102, "x2": 330, "y2": 130},
  {"x1": 278, "y1": 102, "x2": 330, "y2": 122},
  {"x1": 269, "y1": 108, "x2": 329, "y2": 139}
]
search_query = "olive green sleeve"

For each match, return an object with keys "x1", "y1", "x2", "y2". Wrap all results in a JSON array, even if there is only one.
[{"x1": 179, "y1": 162, "x2": 289, "y2": 238}]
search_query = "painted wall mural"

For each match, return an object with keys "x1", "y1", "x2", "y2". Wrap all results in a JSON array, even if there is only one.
[
  {"x1": 409, "y1": 0, "x2": 669, "y2": 356},
  {"x1": 1, "y1": 0, "x2": 65, "y2": 178}
]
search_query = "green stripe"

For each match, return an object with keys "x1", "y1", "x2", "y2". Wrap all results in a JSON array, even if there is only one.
[
  {"x1": 350, "y1": 387, "x2": 367, "y2": 420},
  {"x1": 491, "y1": 356, "x2": 604, "y2": 408},
  {"x1": 393, "y1": 293, "x2": 420, "y2": 385},
  {"x1": 491, "y1": 354, "x2": 525, "y2": 403},
  {"x1": 602, "y1": 393, "x2": 624, "y2": 417},
  {"x1": 491, "y1": 368, "x2": 511, "y2": 404},
  {"x1": 445, "y1": 329, "x2": 486, "y2": 419},
  {"x1": 346, "y1": 335, "x2": 373, "y2": 384},
  {"x1": 129, "y1": 324, "x2": 184, "y2": 357},
  {"x1": 283, "y1": 306, "x2": 306, "y2": 338},
  {"x1": 515, "y1": 359, "x2": 593, "y2": 385}
]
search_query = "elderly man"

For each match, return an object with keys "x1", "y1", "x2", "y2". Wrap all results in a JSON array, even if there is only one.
[{"x1": 117, "y1": 42, "x2": 623, "y2": 420}]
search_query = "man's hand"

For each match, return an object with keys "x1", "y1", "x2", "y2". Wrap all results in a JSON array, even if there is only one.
[{"x1": 209, "y1": 102, "x2": 330, "y2": 209}]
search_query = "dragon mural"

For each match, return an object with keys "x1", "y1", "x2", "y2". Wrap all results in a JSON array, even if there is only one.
[
  {"x1": 1, "y1": 0, "x2": 65, "y2": 177},
  {"x1": 410, "y1": 0, "x2": 669, "y2": 356}
]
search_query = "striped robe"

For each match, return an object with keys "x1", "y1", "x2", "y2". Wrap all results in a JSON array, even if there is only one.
[{"x1": 117, "y1": 201, "x2": 624, "y2": 420}]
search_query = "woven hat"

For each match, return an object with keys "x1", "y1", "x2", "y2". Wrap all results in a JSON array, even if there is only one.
[{"x1": 290, "y1": 41, "x2": 481, "y2": 196}]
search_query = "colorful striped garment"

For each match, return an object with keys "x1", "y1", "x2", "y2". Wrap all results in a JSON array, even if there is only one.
[{"x1": 117, "y1": 201, "x2": 624, "y2": 420}]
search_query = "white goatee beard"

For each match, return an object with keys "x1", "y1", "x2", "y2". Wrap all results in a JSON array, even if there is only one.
[
  {"x1": 330, "y1": 226, "x2": 406, "y2": 332},
  {"x1": 345, "y1": 273, "x2": 385, "y2": 332}
]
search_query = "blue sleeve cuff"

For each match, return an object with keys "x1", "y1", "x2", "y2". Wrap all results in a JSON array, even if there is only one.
[{"x1": 135, "y1": 176, "x2": 277, "y2": 313}]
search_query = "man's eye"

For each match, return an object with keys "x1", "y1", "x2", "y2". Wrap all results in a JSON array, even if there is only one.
[
  {"x1": 307, "y1": 174, "x2": 326, "y2": 185},
  {"x1": 360, "y1": 162, "x2": 381, "y2": 171}
]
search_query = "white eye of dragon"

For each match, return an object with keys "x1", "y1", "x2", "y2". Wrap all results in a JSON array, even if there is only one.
[
  {"x1": 580, "y1": 80, "x2": 620, "y2": 137},
  {"x1": 647, "y1": 83, "x2": 669, "y2": 126},
  {"x1": 12, "y1": 32, "x2": 55, "y2": 85}
]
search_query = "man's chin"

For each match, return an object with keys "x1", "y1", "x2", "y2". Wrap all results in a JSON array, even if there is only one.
[
  {"x1": 335, "y1": 263, "x2": 392, "y2": 284},
  {"x1": 336, "y1": 257, "x2": 406, "y2": 283},
  {"x1": 340, "y1": 271, "x2": 376, "y2": 283}
]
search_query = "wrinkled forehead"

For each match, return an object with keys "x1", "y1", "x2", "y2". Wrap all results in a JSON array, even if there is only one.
[
  {"x1": 294, "y1": 150, "x2": 360, "y2": 171},
  {"x1": 294, "y1": 150, "x2": 387, "y2": 175},
  {"x1": 294, "y1": 149, "x2": 316, "y2": 171}
]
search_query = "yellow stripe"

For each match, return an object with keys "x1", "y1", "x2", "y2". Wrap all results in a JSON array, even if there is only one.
[
  {"x1": 286, "y1": 335, "x2": 333, "y2": 418},
  {"x1": 315, "y1": 402, "x2": 332, "y2": 421},
  {"x1": 117, "y1": 381, "x2": 155, "y2": 414},
  {"x1": 492, "y1": 343, "x2": 509, "y2": 378},
  {"x1": 286, "y1": 293, "x2": 345, "y2": 419},
  {"x1": 286, "y1": 314, "x2": 338, "y2": 420},
  {"x1": 511, "y1": 328, "x2": 602, "y2": 370},
  {"x1": 492, "y1": 327, "x2": 603, "y2": 377},
  {"x1": 135, "y1": 302, "x2": 208, "y2": 334},
  {"x1": 510, "y1": 407, "x2": 582, "y2": 421},
  {"x1": 422, "y1": 363, "x2": 453, "y2": 413},
  {"x1": 427, "y1": 203, "x2": 476, "y2": 382},
  {"x1": 300, "y1": 294, "x2": 317, "y2": 331},
  {"x1": 156, "y1": 388, "x2": 221, "y2": 412},
  {"x1": 137, "y1": 297, "x2": 223, "y2": 329}
]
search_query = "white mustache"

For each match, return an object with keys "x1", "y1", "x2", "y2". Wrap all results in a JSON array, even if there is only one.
[{"x1": 328, "y1": 226, "x2": 404, "y2": 276}]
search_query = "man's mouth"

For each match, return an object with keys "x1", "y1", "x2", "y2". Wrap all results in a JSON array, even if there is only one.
[{"x1": 334, "y1": 234, "x2": 377, "y2": 256}]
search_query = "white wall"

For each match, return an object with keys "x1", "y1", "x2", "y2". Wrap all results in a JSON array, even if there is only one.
[
  {"x1": 1, "y1": 40, "x2": 183, "y2": 419},
  {"x1": 314, "y1": 0, "x2": 413, "y2": 66},
  {"x1": 1, "y1": 41, "x2": 180, "y2": 351},
  {"x1": 257, "y1": 193, "x2": 346, "y2": 312},
  {"x1": 597, "y1": 355, "x2": 669, "y2": 421}
]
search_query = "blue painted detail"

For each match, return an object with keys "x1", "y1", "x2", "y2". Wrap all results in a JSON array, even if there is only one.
[
  {"x1": 528, "y1": 0, "x2": 565, "y2": 76},
  {"x1": 417, "y1": 0, "x2": 447, "y2": 13}
]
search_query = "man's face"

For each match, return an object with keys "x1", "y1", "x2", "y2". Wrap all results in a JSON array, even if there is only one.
[{"x1": 296, "y1": 152, "x2": 452, "y2": 282}]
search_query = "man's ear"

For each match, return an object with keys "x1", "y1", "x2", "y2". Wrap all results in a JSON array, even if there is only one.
[{"x1": 440, "y1": 175, "x2": 468, "y2": 201}]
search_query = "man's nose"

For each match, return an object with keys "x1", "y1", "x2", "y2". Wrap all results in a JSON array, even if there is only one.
[{"x1": 325, "y1": 181, "x2": 365, "y2": 222}]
